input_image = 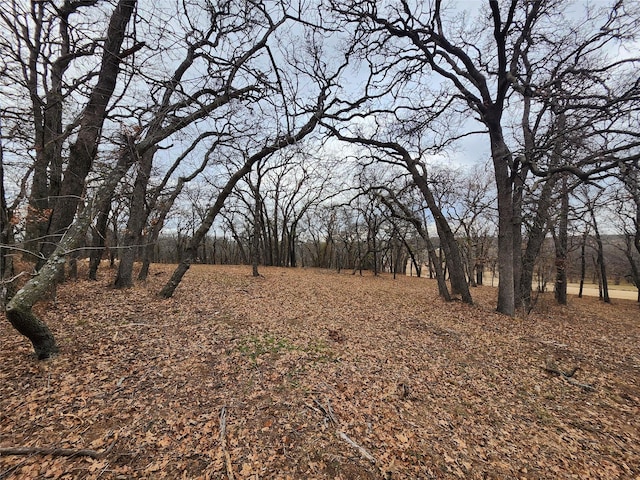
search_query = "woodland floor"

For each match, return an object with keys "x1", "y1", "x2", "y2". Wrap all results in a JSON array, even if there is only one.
[{"x1": 1, "y1": 264, "x2": 639, "y2": 479}]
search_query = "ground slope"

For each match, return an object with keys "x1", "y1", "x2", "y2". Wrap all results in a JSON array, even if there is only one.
[{"x1": 1, "y1": 264, "x2": 638, "y2": 479}]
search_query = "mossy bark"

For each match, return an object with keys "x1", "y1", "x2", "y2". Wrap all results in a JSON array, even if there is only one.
[
  {"x1": 6, "y1": 305, "x2": 59, "y2": 359},
  {"x1": 5, "y1": 139, "x2": 136, "y2": 359}
]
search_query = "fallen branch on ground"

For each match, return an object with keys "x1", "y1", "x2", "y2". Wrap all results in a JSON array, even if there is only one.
[
  {"x1": 337, "y1": 431, "x2": 377, "y2": 464},
  {"x1": 219, "y1": 406, "x2": 234, "y2": 480},
  {"x1": 313, "y1": 397, "x2": 338, "y2": 425},
  {"x1": 543, "y1": 359, "x2": 595, "y2": 391},
  {"x1": 0, "y1": 438, "x2": 117, "y2": 459}
]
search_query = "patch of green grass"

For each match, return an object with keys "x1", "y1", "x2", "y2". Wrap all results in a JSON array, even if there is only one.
[
  {"x1": 238, "y1": 334, "x2": 296, "y2": 362},
  {"x1": 237, "y1": 334, "x2": 335, "y2": 366}
]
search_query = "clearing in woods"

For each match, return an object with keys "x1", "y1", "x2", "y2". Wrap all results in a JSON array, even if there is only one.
[{"x1": 0, "y1": 264, "x2": 638, "y2": 479}]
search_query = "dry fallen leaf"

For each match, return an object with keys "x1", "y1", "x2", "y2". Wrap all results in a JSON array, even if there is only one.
[{"x1": 0, "y1": 263, "x2": 638, "y2": 479}]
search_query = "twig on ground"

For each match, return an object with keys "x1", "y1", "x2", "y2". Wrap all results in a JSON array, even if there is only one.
[
  {"x1": 0, "y1": 457, "x2": 31, "y2": 480},
  {"x1": 219, "y1": 406, "x2": 235, "y2": 480},
  {"x1": 313, "y1": 398, "x2": 338, "y2": 425},
  {"x1": 337, "y1": 431, "x2": 377, "y2": 464},
  {"x1": 310, "y1": 398, "x2": 377, "y2": 466}
]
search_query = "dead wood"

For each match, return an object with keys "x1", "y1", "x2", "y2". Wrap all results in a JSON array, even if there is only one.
[
  {"x1": 337, "y1": 431, "x2": 377, "y2": 464},
  {"x1": 313, "y1": 398, "x2": 338, "y2": 425},
  {"x1": 0, "y1": 438, "x2": 117, "y2": 459},
  {"x1": 543, "y1": 360, "x2": 595, "y2": 391},
  {"x1": 219, "y1": 406, "x2": 235, "y2": 480}
]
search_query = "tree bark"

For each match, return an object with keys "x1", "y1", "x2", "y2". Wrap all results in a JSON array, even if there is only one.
[
  {"x1": 554, "y1": 175, "x2": 569, "y2": 304},
  {"x1": 5, "y1": 146, "x2": 135, "y2": 358},
  {"x1": 114, "y1": 147, "x2": 156, "y2": 288},
  {"x1": 488, "y1": 124, "x2": 517, "y2": 316},
  {"x1": 39, "y1": 0, "x2": 137, "y2": 265}
]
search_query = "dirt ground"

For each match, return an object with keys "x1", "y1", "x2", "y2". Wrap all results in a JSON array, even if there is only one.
[
  {"x1": 1, "y1": 264, "x2": 639, "y2": 479},
  {"x1": 564, "y1": 284, "x2": 638, "y2": 301}
]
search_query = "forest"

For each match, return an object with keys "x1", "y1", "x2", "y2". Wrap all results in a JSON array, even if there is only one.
[
  {"x1": 0, "y1": 0, "x2": 639, "y2": 476},
  {"x1": 1, "y1": 0, "x2": 638, "y2": 359}
]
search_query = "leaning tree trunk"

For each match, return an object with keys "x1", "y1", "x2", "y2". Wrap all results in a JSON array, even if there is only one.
[
  {"x1": 159, "y1": 97, "x2": 325, "y2": 298},
  {"x1": 412, "y1": 170, "x2": 471, "y2": 304},
  {"x1": 384, "y1": 195, "x2": 451, "y2": 301},
  {"x1": 5, "y1": 144, "x2": 136, "y2": 359},
  {"x1": 38, "y1": 0, "x2": 138, "y2": 266},
  {"x1": 160, "y1": 162, "x2": 263, "y2": 297}
]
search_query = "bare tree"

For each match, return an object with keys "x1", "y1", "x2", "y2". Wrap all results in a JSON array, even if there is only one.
[
  {"x1": 331, "y1": 0, "x2": 640, "y2": 314},
  {"x1": 1, "y1": 0, "x2": 142, "y2": 266},
  {"x1": 114, "y1": 0, "x2": 286, "y2": 287},
  {"x1": 5, "y1": 132, "x2": 138, "y2": 358},
  {"x1": 324, "y1": 129, "x2": 472, "y2": 303},
  {"x1": 159, "y1": 81, "x2": 332, "y2": 297}
]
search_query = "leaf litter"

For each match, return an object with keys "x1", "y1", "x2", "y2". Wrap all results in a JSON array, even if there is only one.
[{"x1": 1, "y1": 264, "x2": 639, "y2": 479}]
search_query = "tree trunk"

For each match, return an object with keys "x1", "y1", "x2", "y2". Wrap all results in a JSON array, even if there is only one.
[
  {"x1": 578, "y1": 231, "x2": 587, "y2": 298},
  {"x1": 489, "y1": 128, "x2": 516, "y2": 316},
  {"x1": 554, "y1": 175, "x2": 569, "y2": 304},
  {"x1": 6, "y1": 147, "x2": 135, "y2": 358},
  {"x1": 38, "y1": 0, "x2": 138, "y2": 265},
  {"x1": 251, "y1": 190, "x2": 261, "y2": 277},
  {"x1": 88, "y1": 194, "x2": 112, "y2": 280},
  {"x1": 594, "y1": 228, "x2": 610, "y2": 303},
  {"x1": 588, "y1": 202, "x2": 610, "y2": 303},
  {"x1": 408, "y1": 163, "x2": 471, "y2": 304},
  {"x1": 115, "y1": 147, "x2": 156, "y2": 288},
  {"x1": 623, "y1": 234, "x2": 640, "y2": 302},
  {"x1": 520, "y1": 176, "x2": 556, "y2": 308}
]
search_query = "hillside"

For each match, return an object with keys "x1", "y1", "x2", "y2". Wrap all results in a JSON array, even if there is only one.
[{"x1": 1, "y1": 264, "x2": 639, "y2": 479}]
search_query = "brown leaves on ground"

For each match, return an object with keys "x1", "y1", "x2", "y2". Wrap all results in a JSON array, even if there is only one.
[{"x1": 1, "y1": 264, "x2": 639, "y2": 479}]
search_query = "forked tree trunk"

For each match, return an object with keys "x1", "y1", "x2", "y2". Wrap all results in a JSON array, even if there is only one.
[
  {"x1": 5, "y1": 147, "x2": 135, "y2": 359},
  {"x1": 38, "y1": 0, "x2": 138, "y2": 266}
]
